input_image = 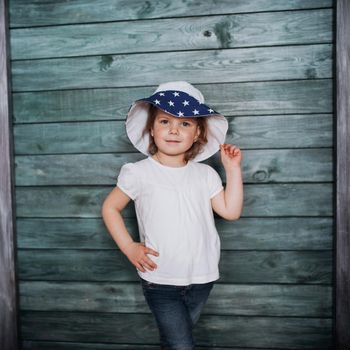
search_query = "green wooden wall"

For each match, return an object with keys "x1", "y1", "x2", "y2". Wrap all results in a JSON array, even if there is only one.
[{"x1": 9, "y1": 0, "x2": 334, "y2": 349}]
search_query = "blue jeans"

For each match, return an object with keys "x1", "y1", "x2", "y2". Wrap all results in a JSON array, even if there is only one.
[{"x1": 140, "y1": 277, "x2": 214, "y2": 350}]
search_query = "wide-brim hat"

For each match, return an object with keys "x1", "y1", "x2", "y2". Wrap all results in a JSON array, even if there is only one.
[{"x1": 125, "y1": 81, "x2": 228, "y2": 162}]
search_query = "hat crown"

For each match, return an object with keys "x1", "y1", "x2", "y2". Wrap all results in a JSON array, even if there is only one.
[{"x1": 153, "y1": 81, "x2": 205, "y2": 103}]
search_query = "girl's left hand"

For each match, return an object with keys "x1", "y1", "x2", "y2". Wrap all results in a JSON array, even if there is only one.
[{"x1": 220, "y1": 143, "x2": 242, "y2": 169}]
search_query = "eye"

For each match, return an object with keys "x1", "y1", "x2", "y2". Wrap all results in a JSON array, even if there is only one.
[
  {"x1": 182, "y1": 121, "x2": 192, "y2": 127},
  {"x1": 159, "y1": 119, "x2": 168, "y2": 124}
]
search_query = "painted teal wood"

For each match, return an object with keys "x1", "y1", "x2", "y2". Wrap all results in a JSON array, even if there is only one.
[
  {"x1": 19, "y1": 281, "x2": 331, "y2": 317},
  {"x1": 17, "y1": 249, "x2": 331, "y2": 284},
  {"x1": 12, "y1": 80, "x2": 332, "y2": 123},
  {"x1": 9, "y1": 0, "x2": 333, "y2": 28},
  {"x1": 20, "y1": 342, "x2": 296, "y2": 350},
  {"x1": 20, "y1": 343, "x2": 181, "y2": 350},
  {"x1": 21, "y1": 344, "x2": 298, "y2": 350},
  {"x1": 8, "y1": 1, "x2": 335, "y2": 348},
  {"x1": 16, "y1": 217, "x2": 333, "y2": 250},
  {"x1": 20, "y1": 343, "x2": 298, "y2": 350},
  {"x1": 12, "y1": 114, "x2": 333, "y2": 155},
  {"x1": 14, "y1": 148, "x2": 333, "y2": 185},
  {"x1": 11, "y1": 44, "x2": 332, "y2": 92},
  {"x1": 15, "y1": 184, "x2": 333, "y2": 217},
  {"x1": 19, "y1": 311, "x2": 332, "y2": 348},
  {"x1": 10, "y1": 9, "x2": 333, "y2": 59}
]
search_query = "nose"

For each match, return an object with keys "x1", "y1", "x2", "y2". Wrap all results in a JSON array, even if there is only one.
[{"x1": 169, "y1": 123, "x2": 179, "y2": 134}]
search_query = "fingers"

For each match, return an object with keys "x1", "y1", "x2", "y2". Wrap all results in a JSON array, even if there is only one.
[
  {"x1": 141, "y1": 257, "x2": 157, "y2": 271},
  {"x1": 220, "y1": 143, "x2": 240, "y2": 156},
  {"x1": 136, "y1": 246, "x2": 159, "y2": 272},
  {"x1": 147, "y1": 247, "x2": 159, "y2": 257},
  {"x1": 136, "y1": 262, "x2": 146, "y2": 272},
  {"x1": 137, "y1": 258, "x2": 156, "y2": 272}
]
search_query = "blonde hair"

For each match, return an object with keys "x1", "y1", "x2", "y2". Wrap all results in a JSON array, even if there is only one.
[{"x1": 141, "y1": 104, "x2": 208, "y2": 162}]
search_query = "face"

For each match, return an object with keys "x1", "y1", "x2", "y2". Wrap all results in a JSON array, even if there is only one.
[{"x1": 151, "y1": 110, "x2": 200, "y2": 158}]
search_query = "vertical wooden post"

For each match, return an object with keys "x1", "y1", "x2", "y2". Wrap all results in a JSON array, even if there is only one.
[
  {"x1": 336, "y1": 0, "x2": 350, "y2": 349},
  {"x1": 0, "y1": 0, "x2": 19, "y2": 349}
]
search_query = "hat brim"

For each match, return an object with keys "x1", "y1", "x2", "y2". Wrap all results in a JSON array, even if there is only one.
[{"x1": 125, "y1": 92, "x2": 228, "y2": 162}]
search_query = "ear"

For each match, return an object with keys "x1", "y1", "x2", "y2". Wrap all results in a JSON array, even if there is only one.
[
  {"x1": 193, "y1": 126, "x2": 201, "y2": 142},
  {"x1": 195, "y1": 126, "x2": 200, "y2": 139}
]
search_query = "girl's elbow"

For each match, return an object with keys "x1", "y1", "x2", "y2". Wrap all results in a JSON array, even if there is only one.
[
  {"x1": 227, "y1": 216, "x2": 239, "y2": 221},
  {"x1": 226, "y1": 212, "x2": 241, "y2": 221},
  {"x1": 101, "y1": 200, "x2": 113, "y2": 217}
]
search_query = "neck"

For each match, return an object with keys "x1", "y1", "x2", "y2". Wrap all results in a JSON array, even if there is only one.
[{"x1": 153, "y1": 152, "x2": 187, "y2": 167}]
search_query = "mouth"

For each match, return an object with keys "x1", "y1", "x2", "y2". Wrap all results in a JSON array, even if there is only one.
[{"x1": 166, "y1": 140, "x2": 181, "y2": 143}]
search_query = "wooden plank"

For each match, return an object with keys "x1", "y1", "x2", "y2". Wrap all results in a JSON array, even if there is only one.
[
  {"x1": 14, "y1": 148, "x2": 333, "y2": 185},
  {"x1": 17, "y1": 249, "x2": 332, "y2": 284},
  {"x1": 20, "y1": 341, "x2": 291, "y2": 350},
  {"x1": 9, "y1": 0, "x2": 333, "y2": 28},
  {"x1": 20, "y1": 342, "x2": 297, "y2": 350},
  {"x1": 0, "y1": 0, "x2": 18, "y2": 349},
  {"x1": 336, "y1": 0, "x2": 350, "y2": 349},
  {"x1": 21, "y1": 343, "x2": 171, "y2": 350},
  {"x1": 10, "y1": 9, "x2": 333, "y2": 60},
  {"x1": 10, "y1": 44, "x2": 332, "y2": 92},
  {"x1": 195, "y1": 315, "x2": 332, "y2": 349},
  {"x1": 12, "y1": 80, "x2": 333, "y2": 123},
  {"x1": 16, "y1": 217, "x2": 333, "y2": 250},
  {"x1": 19, "y1": 280, "x2": 332, "y2": 317},
  {"x1": 12, "y1": 114, "x2": 333, "y2": 155},
  {"x1": 21, "y1": 342, "x2": 294, "y2": 350},
  {"x1": 15, "y1": 183, "x2": 333, "y2": 218},
  {"x1": 19, "y1": 311, "x2": 332, "y2": 349}
]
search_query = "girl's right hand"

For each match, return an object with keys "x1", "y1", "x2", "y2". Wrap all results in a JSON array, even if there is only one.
[{"x1": 123, "y1": 242, "x2": 159, "y2": 272}]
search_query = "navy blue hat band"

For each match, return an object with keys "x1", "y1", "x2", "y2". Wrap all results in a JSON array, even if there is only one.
[{"x1": 136, "y1": 90, "x2": 220, "y2": 118}]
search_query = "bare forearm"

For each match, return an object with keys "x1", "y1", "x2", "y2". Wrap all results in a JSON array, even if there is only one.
[
  {"x1": 224, "y1": 165, "x2": 243, "y2": 219},
  {"x1": 101, "y1": 206, "x2": 134, "y2": 255}
]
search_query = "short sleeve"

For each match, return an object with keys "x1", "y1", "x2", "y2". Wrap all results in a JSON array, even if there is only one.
[
  {"x1": 116, "y1": 163, "x2": 139, "y2": 200},
  {"x1": 207, "y1": 165, "x2": 224, "y2": 199}
]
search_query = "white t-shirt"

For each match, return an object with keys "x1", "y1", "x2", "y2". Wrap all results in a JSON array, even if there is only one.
[{"x1": 116, "y1": 156, "x2": 224, "y2": 286}]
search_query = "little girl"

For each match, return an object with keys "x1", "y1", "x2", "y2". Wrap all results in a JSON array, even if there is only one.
[{"x1": 102, "y1": 81, "x2": 243, "y2": 349}]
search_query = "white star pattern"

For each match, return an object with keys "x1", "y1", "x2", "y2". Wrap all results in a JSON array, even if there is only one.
[
  {"x1": 182, "y1": 100, "x2": 189, "y2": 106},
  {"x1": 168, "y1": 100, "x2": 174, "y2": 107},
  {"x1": 173, "y1": 92, "x2": 180, "y2": 97},
  {"x1": 193, "y1": 109, "x2": 199, "y2": 115},
  {"x1": 153, "y1": 99, "x2": 161, "y2": 105},
  {"x1": 159, "y1": 92, "x2": 165, "y2": 96},
  {"x1": 208, "y1": 108, "x2": 214, "y2": 113},
  {"x1": 177, "y1": 111, "x2": 184, "y2": 117}
]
